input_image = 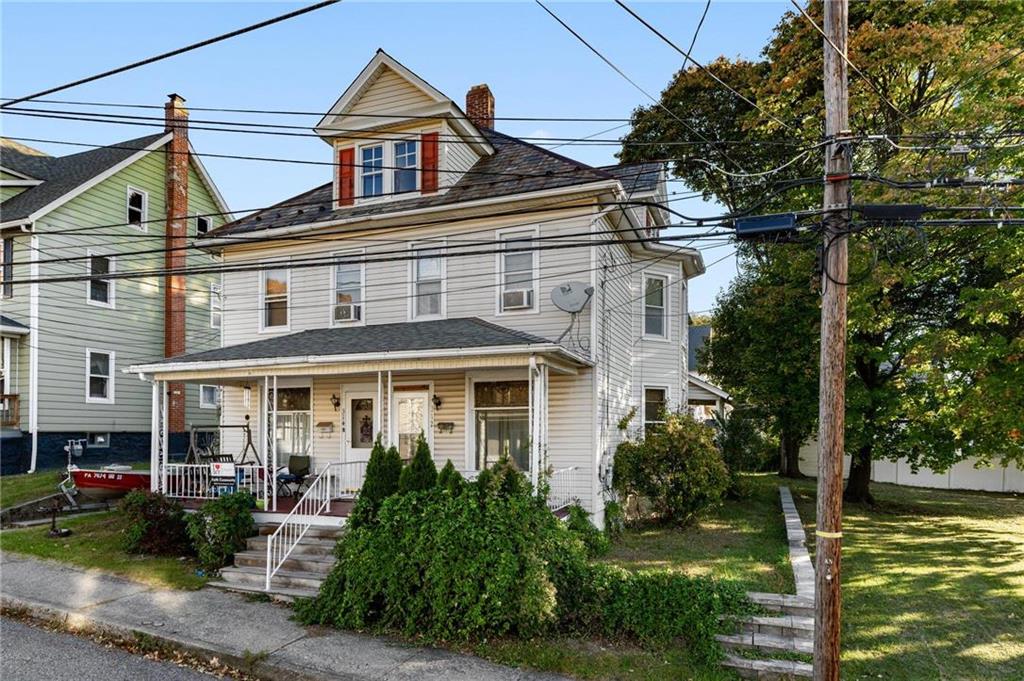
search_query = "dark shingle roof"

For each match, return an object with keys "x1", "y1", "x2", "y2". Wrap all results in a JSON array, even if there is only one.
[
  {"x1": 207, "y1": 128, "x2": 615, "y2": 238},
  {"x1": 1, "y1": 133, "x2": 167, "y2": 223},
  {"x1": 154, "y1": 317, "x2": 557, "y2": 366},
  {"x1": 0, "y1": 315, "x2": 28, "y2": 330},
  {"x1": 599, "y1": 162, "x2": 662, "y2": 194}
]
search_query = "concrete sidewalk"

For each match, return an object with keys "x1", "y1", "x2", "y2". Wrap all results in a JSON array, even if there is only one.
[{"x1": 0, "y1": 552, "x2": 564, "y2": 681}]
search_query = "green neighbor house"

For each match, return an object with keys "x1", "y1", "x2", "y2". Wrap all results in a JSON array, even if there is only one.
[{"x1": 0, "y1": 95, "x2": 229, "y2": 474}]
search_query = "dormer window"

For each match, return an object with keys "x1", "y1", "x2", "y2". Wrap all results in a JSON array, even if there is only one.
[
  {"x1": 394, "y1": 140, "x2": 418, "y2": 193},
  {"x1": 360, "y1": 145, "x2": 384, "y2": 197}
]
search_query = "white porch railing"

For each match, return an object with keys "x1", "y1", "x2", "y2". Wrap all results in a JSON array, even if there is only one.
[
  {"x1": 164, "y1": 463, "x2": 265, "y2": 500},
  {"x1": 547, "y1": 466, "x2": 582, "y2": 511},
  {"x1": 265, "y1": 460, "x2": 367, "y2": 591}
]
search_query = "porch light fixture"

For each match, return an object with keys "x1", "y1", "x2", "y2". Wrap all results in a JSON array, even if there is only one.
[
  {"x1": 330, "y1": 393, "x2": 341, "y2": 411},
  {"x1": 432, "y1": 394, "x2": 442, "y2": 410}
]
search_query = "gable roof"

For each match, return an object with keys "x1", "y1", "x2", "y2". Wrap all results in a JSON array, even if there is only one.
[
  {"x1": 0, "y1": 133, "x2": 169, "y2": 225},
  {"x1": 1, "y1": 139, "x2": 53, "y2": 180},
  {"x1": 204, "y1": 127, "x2": 615, "y2": 239},
  {"x1": 600, "y1": 162, "x2": 663, "y2": 195}
]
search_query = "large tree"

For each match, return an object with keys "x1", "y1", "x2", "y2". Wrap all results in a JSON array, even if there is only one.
[{"x1": 624, "y1": 0, "x2": 1024, "y2": 501}]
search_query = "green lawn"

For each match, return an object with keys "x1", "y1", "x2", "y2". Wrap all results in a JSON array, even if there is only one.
[
  {"x1": 601, "y1": 475, "x2": 793, "y2": 594},
  {"x1": 0, "y1": 510, "x2": 207, "y2": 590},
  {"x1": 0, "y1": 469, "x2": 65, "y2": 508},
  {"x1": 787, "y1": 477, "x2": 1024, "y2": 681}
]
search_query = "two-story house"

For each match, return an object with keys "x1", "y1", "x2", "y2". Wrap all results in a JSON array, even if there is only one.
[
  {"x1": 129, "y1": 51, "x2": 705, "y2": 528},
  {"x1": 0, "y1": 96, "x2": 229, "y2": 474}
]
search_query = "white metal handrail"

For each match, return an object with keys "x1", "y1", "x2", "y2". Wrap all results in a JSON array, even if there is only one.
[
  {"x1": 547, "y1": 466, "x2": 582, "y2": 511},
  {"x1": 264, "y1": 460, "x2": 367, "y2": 591},
  {"x1": 164, "y1": 463, "x2": 264, "y2": 499}
]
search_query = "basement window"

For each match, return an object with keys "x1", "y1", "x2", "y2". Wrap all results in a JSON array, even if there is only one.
[{"x1": 86, "y1": 433, "x2": 110, "y2": 448}]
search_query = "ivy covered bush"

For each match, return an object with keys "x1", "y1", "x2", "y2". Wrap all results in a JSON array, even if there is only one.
[
  {"x1": 296, "y1": 458, "x2": 749, "y2": 662},
  {"x1": 121, "y1": 490, "x2": 191, "y2": 556},
  {"x1": 186, "y1": 491, "x2": 256, "y2": 572},
  {"x1": 565, "y1": 504, "x2": 610, "y2": 558},
  {"x1": 614, "y1": 412, "x2": 730, "y2": 525}
]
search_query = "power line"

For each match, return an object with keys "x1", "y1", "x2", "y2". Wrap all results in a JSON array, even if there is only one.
[
  {"x1": 687, "y1": 0, "x2": 712, "y2": 55},
  {"x1": 534, "y1": 0, "x2": 748, "y2": 173},
  {"x1": 0, "y1": 1, "x2": 342, "y2": 109},
  {"x1": 614, "y1": 0, "x2": 795, "y2": 132}
]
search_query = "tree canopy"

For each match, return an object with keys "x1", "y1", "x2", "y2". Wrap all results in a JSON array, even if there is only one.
[{"x1": 624, "y1": 0, "x2": 1024, "y2": 500}]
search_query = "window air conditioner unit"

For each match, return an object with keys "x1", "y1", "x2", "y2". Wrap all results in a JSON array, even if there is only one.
[
  {"x1": 334, "y1": 303, "x2": 362, "y2": 322},
  {"x1": 502, "y1": 289, "x2": 533, "y2": 310}
]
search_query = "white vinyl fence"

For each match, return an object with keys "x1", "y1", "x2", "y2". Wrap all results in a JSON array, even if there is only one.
[{"x1": 798, "y1": 439, "x2": 1024, "y2": 493}]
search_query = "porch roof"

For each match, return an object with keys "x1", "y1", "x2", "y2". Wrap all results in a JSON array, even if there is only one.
[{"x1": 129, "y1": 317, "x2": 590, "y2": 379}]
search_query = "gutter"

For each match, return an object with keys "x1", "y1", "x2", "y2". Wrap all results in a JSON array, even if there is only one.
[
  {"x1": 194, "y1": 179, "x2": 623, "y2": 249},
  {"x1": 23, "y1": 222, "x2": 39, "y2": 473},
  {"x1": 127, "y1": 342, "x2": 592, "y2": 376}
]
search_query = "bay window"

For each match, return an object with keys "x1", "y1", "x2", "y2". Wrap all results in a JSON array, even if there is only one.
[{"x1": 473, "y1": 381, "x2": 530, "y2": 472}]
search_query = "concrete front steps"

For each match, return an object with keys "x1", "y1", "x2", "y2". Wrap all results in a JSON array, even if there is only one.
[
  {"x1": 719, "y1": 613, "x2": 814, "y2": 679},
  {"x1": 208, "y1": 524, "x2": 343, "y2": 600}
]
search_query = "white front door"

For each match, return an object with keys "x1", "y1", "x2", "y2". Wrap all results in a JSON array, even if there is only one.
[
  {"x1": 342, "y1": 390, "x2": 377, "y2": 463},
  {"x1": 391, "y1": 390, "x2": 430, "y2": 461}
]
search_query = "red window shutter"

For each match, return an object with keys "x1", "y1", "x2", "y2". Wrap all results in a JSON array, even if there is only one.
[
  {"x1": 421, "y1": 132, "x2": 438, "y2": 194},
  {"x1": 338, "y1": 147, "x2": 355, "y2": 206}
]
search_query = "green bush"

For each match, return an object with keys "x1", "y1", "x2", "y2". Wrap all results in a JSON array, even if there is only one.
[
  {"x1": 397, "y1": 432, "x2": 437, "y2": 493},
  {"x1": 565, "y1": 504, "x2": 610, "y2": 558},
  {"x1": 296, "y1": 464, "x2": 749, "y2": 662},
  {"x1": 120, "y1": 490, "x2": 191, "y2": 556},
  {"x1": 350, "y1": 436, "x2": 403, "y2": 529},
  {"x1": 712, "y1": 410, "x2": 774, "y2": 497},
  {"x1": 436, "y1": 460, "x2": 464, "y2": 494},
  {"x1": 602, "y1": 499, "x2": 625, "y2": 541},
  {"x1": 186, "y1": 491, "x2": 256, "y2": 572},
  {"x1": 614, "y1": 412, "x2": 729, "y2": 525}
]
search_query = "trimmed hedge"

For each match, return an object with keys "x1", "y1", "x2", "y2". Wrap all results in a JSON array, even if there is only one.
[
  {"x1": 296, "y1": 467, "x2": 749, "y2": 662},
  {"x1": 349, "y1": 436, "x2": 403, "y2": 529},
  {"x1": 397, "y1": 432, "x2": 437, "y2": 493}
]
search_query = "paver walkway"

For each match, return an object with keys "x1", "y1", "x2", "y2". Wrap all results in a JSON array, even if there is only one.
[{"x1": 0, "y1": 552, "x2": 564, "y2": 681}]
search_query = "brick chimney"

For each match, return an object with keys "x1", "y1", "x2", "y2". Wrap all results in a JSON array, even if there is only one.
[
  {"x1": 164, "y1": 94, "x2": 189, "y2": 434},
  {"x1": 465, "y1": 84, "x2": 494, "y2": 129}
]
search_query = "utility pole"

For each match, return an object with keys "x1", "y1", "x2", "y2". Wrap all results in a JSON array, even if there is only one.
[{"x1": 816, "y1": 1, "x2": 850, "y2": 680}]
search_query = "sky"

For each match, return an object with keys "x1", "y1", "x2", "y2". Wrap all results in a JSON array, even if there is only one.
[{"x1": 0, "y1": 1, "x2": 791, "y2": 313}]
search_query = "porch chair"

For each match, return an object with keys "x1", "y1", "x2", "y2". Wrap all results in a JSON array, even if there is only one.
[{"x1": 276, "y1": 455, "x2": 312, "y2": 497}]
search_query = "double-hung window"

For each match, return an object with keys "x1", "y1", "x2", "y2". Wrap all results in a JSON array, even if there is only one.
[
  {"x1": 412, "y1": 242, "x2": 444, "y2": 319},
  {"x1": 262, "y1": 266, "x2": 289, "y2": 329},
  {"x1": 473, "y1": 381, "x2": 530, "y2": 472},
  {"x1": 643, "y1": 275, "x2": 667, "y2": 338},
  {"x1": 333, "y1": 252, "x2": 364, "y2": 323},
  {"x1": 360, "y1": 145, "x2": 384, "y2": 197},
  {"x1": 86, "y1": 349, "x2": 114, "y2": 403},
  {"x1": 209, "y1": 282, "x2": 223, "y2": 329},
  {"x1": 393, "y1": 140, "x2": 418, "y2": 194},
  {"x1": 87, "y1": 252, "x2": 114, "y2": 308},
  {"x1": 643, "y1": 387, "x2": 667, "y2": 431},
  {"x1": 126, "y1": 187, "x2": 147, "y2": 229},
  {"x1": 498, "y1": 230, "x2": 537, "y2": 312},
  {"x1": 1, "y1": 237, "x2": 12, "y2": 298}
]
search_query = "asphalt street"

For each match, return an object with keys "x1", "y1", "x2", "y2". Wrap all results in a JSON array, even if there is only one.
[{"x1": 0, "y1": 617, "x2": 217, "y2": 681}]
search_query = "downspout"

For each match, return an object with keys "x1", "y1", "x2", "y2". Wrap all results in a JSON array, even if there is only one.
[{"x1": 24, "y1": 222, "x2": 39, "y2": 473}]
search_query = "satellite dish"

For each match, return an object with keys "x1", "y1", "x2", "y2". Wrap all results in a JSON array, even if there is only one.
[{"x1": 550, "y1": 281, "x2": 594, "y2": 313}]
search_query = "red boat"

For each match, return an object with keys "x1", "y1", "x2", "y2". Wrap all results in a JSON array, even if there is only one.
[{"x1": 68, "y1": 465, "x2": 151, "y2": 501}]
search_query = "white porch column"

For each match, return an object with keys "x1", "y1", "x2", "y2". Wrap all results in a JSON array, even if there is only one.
[
  {"x1": 528, "y1": 358, "x2": 539, "y2": 489},
  {"x1": 386, "y1": 370, "x2": 393, "y2": 447},
  {"x1": 540, "y1": 363, "x2": 549, "y2": 475},
  {"x1": 376, "y1": 371, "x2": 383, "y2": 441},
  {"x1": 260, "y1": 378, "x2": 268, "y2": 511},
  {"x1": 149, "y1": 380, "x2": 160, "y2": 492},
  {"x1": 271, "y1": 375, "x2": 278, "y2": 511},
  {"x1": 160, "y1": 381, "x2": 169, "y2": 494}
]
